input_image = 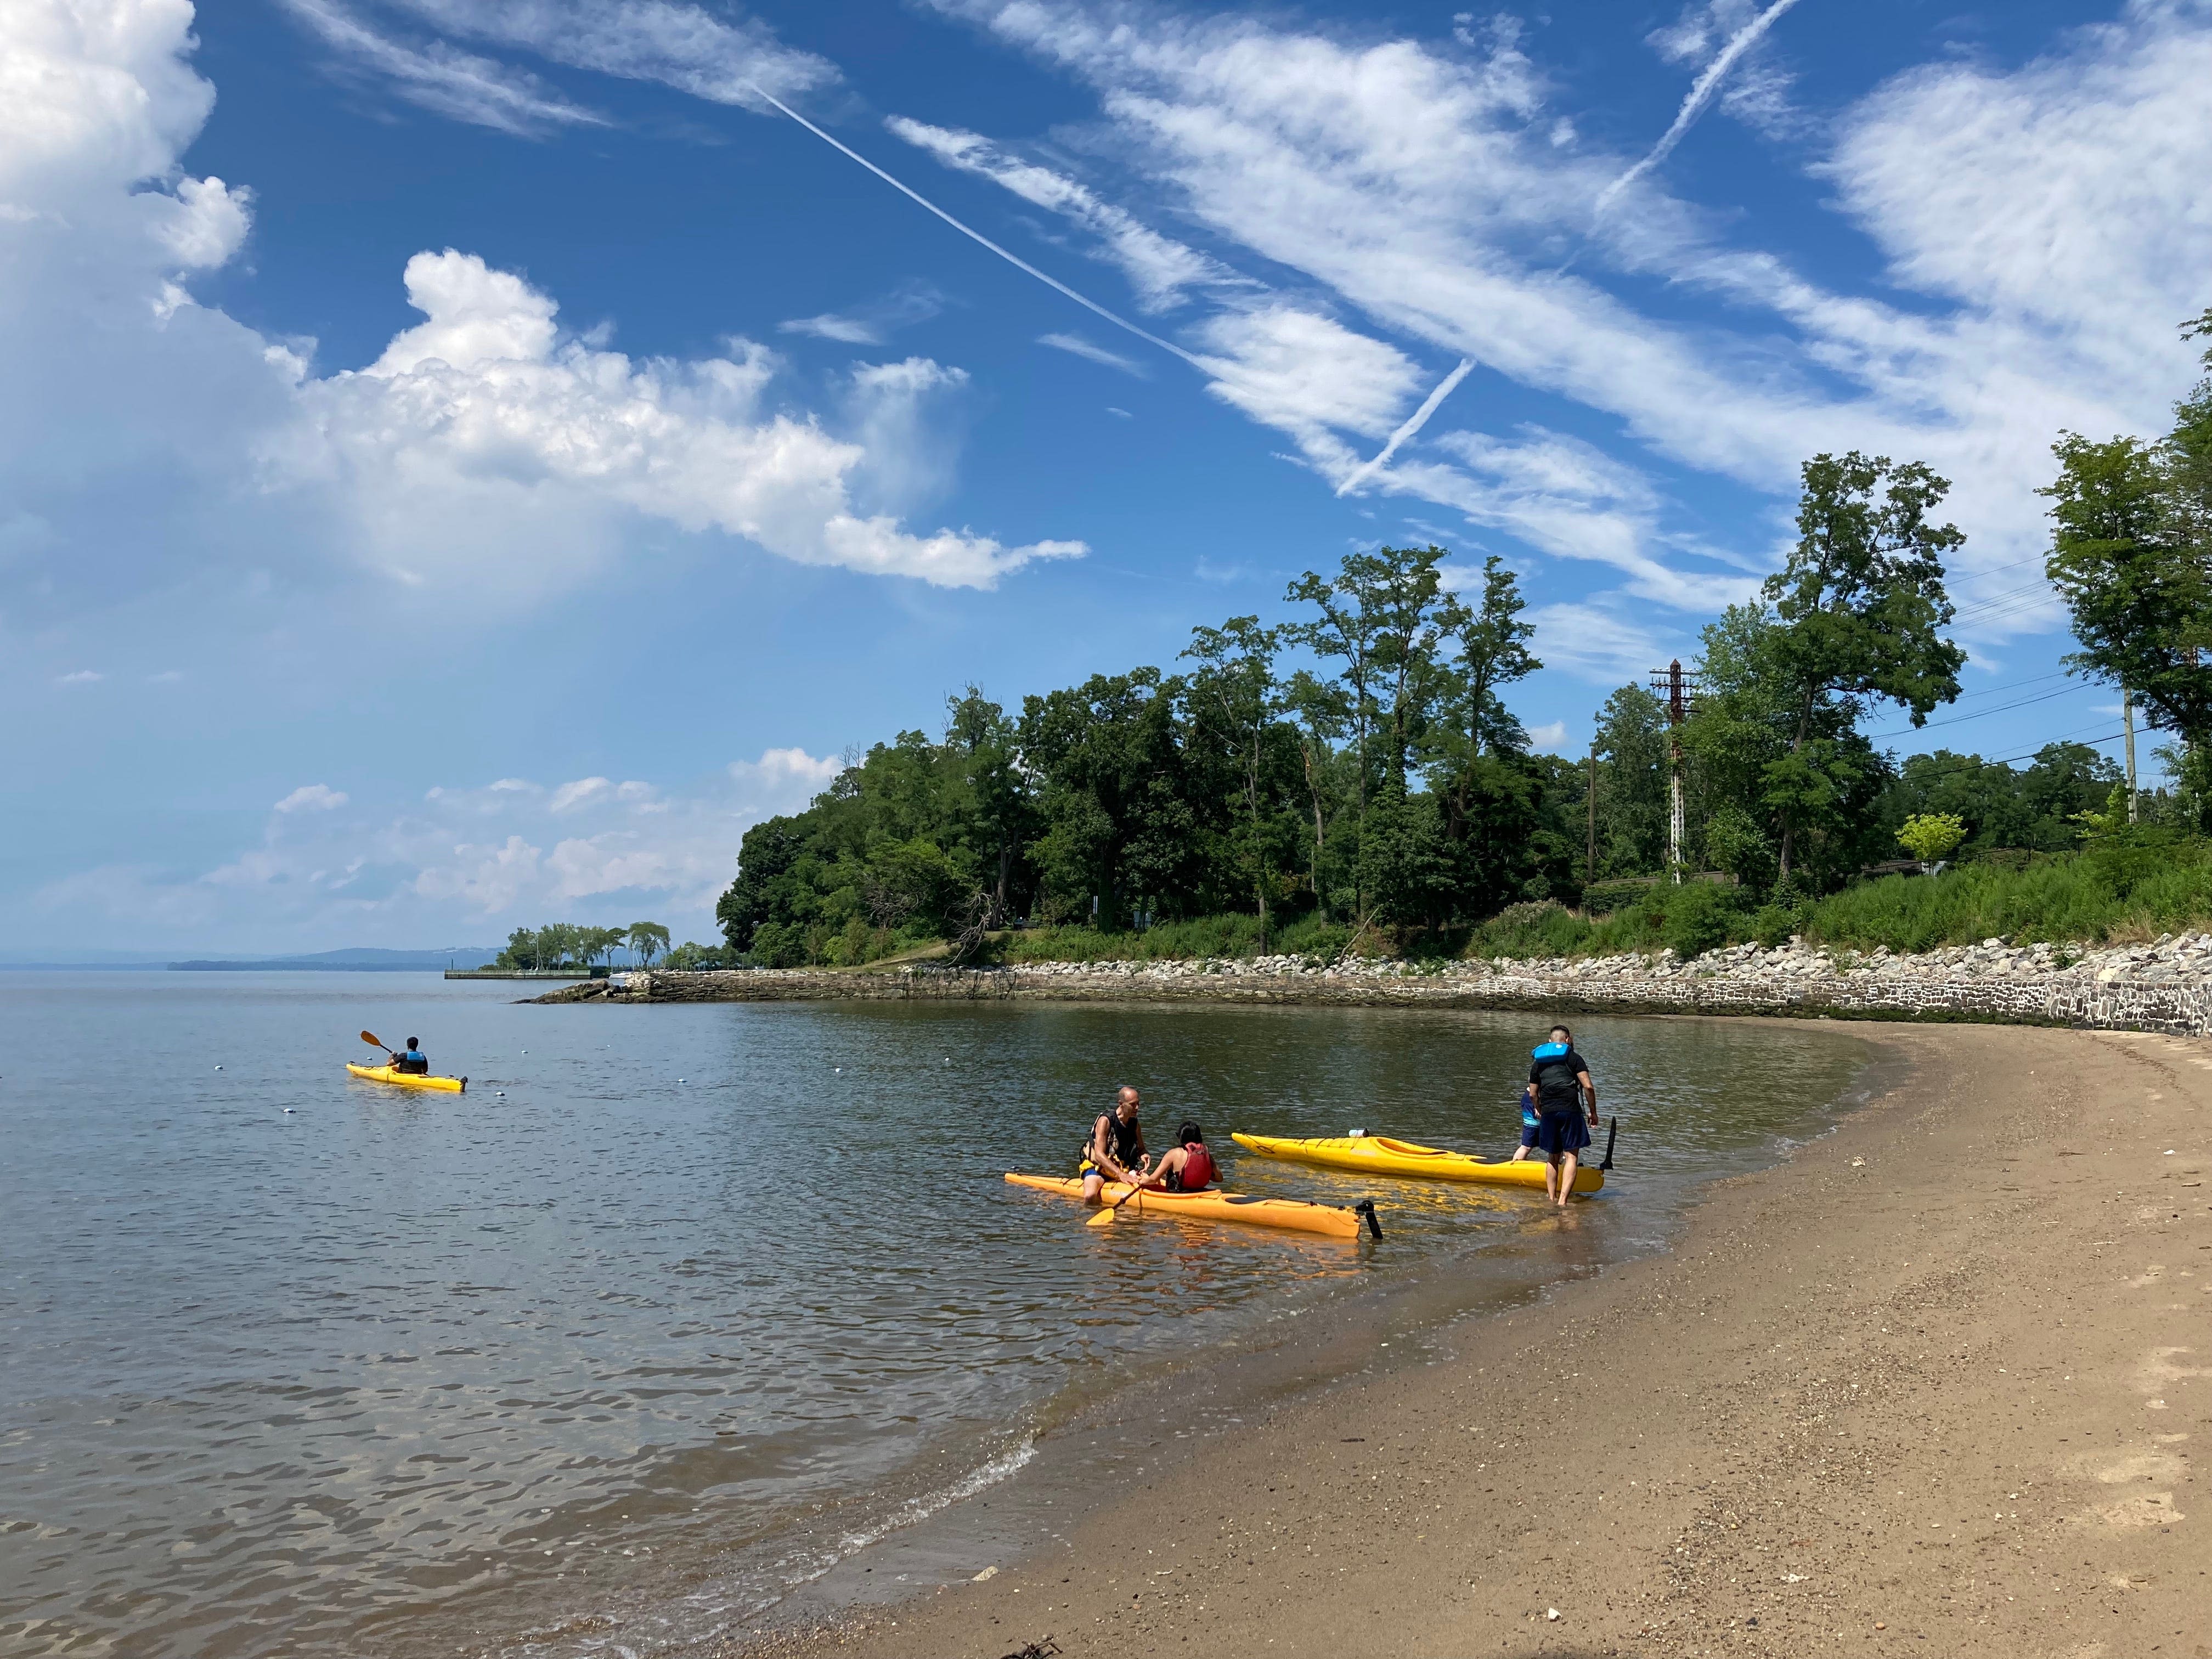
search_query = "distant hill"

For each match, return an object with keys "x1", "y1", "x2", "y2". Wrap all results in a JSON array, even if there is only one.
[{"x1": 167, "y1": 947, "x2": 501, "y2": 972}]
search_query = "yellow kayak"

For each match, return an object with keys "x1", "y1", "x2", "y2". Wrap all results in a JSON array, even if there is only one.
[
  {"x1": 1004, "y1": 1174, "x2": 1379, "y2": 1238},
  {"x1": 1231, "y1": 1131, "x2": 1605, "y2": 1194},
  {"x1": 347, "y1": 1063, "x2": 466, "y2": 1093}
]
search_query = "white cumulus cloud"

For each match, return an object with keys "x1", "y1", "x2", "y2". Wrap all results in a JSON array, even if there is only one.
[
  {"x1": 275, "y1": 783, "x2": 350, "y2": 812},
  {"x1": 1, "y1": 0, "x2": 1084, "y2": 625}
]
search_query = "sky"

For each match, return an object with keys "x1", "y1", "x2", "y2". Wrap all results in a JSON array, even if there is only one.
[{"x1": 4, "y1": 0, "x2": 2209, "y2": 956}]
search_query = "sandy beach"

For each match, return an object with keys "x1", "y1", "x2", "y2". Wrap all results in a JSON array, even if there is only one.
[{"x1": 735, "y1": 1020, "x2": 2210, "y2": 1659}]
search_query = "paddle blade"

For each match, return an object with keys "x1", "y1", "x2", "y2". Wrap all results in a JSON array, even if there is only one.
[
  {"x1": 1085, "y1": 1206, "x2": 1119, "y2": 1227},
  {"x1": 360, "y1": 1030, "x2": 385, "y2": 1049}
]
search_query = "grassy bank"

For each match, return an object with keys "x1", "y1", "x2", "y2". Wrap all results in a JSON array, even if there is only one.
[
  {"x1": 1480, "y1": 836, "x2": 2212, "y2": 958},
  {"x1": 969, "y1": 838, "x2": 2212, "y2": 967}
]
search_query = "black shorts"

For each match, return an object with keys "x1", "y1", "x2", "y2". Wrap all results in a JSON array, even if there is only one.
[{"x1": 1534, "y1": 1109, "x2": 1590, "y2": 1155}]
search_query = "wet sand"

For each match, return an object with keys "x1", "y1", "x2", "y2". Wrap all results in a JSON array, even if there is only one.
[{"x1": 732, "y1": 1021, "x2": 2211, "y2": 1658}]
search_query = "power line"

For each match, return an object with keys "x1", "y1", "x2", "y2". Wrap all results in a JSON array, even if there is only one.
[{"x1": 1867, "y1": 682, "x2": 2084, "y2": 737}]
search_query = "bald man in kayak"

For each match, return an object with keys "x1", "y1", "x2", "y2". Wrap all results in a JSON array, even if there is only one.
[{"x1": 1079, "y1": 1086, "x2": 1150, "y2": 1204}]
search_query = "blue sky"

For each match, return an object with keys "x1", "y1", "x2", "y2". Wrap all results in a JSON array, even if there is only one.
[{"x1": 4, "y1": 0, "x2": 2208, "y2": 954}]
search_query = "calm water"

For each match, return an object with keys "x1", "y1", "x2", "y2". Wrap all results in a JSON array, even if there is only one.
[{"x1": 0, "y1": 972, "x2": 1873, "y2": 1657}]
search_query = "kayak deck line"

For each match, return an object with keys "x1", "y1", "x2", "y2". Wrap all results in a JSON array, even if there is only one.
[
  {"x1": 346, "y1": 1063, "x2": 467, "y2": 1093},
  {"x1": 1231, "y1": 1131, "x2": 1604, "y2": 1194},
  {"x1": 1003, "y1": 1173, "x2": 1380, "y2": 1239}
]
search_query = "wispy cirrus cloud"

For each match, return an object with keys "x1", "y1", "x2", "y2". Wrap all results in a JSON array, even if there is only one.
[
  {"x1": 779, "y1": 281, "x2": 947, "y2": 346},
  {"x1": 275, "y1": 0, "x2": 607, "y2": 134},
  {"x1": 886, "y1": 116, "x2": 1242, "y2": 311},
  {"x1": 1039, "y1": 331, "x2": 1145, "y2": 375},
  {"x1": 370, "y1": 0, "x2": 836, "y2": 111}
]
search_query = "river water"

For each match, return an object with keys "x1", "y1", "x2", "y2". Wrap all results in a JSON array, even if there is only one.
[{"x1": 0, "y1": 971, "x2": 1874, "y2": 1657}]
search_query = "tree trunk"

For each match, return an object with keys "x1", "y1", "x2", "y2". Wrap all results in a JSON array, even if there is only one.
[
  {"x1": 1779, "y1": 692, "x2": 1816, "y2": 882},
  {"x1": 1304, "y1": 742, "x2": 1327, "y2": 921}
]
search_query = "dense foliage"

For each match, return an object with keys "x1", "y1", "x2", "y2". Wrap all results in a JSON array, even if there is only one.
[
  {"x1": 717, "y1": 547, "x2": 1586, "y2": 966},
  {"x1": 2042, "y1": 308, "x2": 2212, "y2": 829}
]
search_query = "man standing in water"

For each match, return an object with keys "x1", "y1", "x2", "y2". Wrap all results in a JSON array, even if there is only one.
[
  {"x1": 1079, "y1": 1086, "x2": 1149, "y2": 1204},
  {"x1": 1528, "y1": 1025, "x2": 1598, "y2": 1208}
]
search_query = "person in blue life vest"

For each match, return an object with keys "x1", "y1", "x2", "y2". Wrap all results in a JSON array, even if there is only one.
[
  {"x1": 1526, "y1": 1024, "x2": 1598, "y2": 1207},
  {"x1": 392, "y1": 1037, "x2": 430, "y2": 1075},
  {"x1": 1508, "y1": 1082, "x2": 1542, "y2": 1162}
]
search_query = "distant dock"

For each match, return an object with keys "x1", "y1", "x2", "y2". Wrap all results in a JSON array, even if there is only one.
[{"x1": 443, "y1": 968, "x2": 598, "y2": 980}]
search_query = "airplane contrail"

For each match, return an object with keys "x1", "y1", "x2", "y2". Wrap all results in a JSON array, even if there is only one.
[
  {"x1": 748, "y1": 84, "x2": 1206, "y2": 371},
  {"x1": 757, "y1": 86, "x2": 1471, "y2": 490},
  {"x1": 1335, "y1": 357, "x2": 1475, "y2": 497},
  {"x1": 1595, "y1": 0, "x2": 1803, "y2": 212}
]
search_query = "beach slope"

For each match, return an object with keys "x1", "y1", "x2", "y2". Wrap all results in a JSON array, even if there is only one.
[{"x1": 748, "y1": 1022, "x2": 2210, "y2": 1658}]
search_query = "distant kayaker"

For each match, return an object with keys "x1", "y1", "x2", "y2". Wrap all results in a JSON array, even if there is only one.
[
  {"x1": 1079, "y1": 1086, "x2": 1150, "y2": 1203},
  {"x1": 1147, "y1": 1120, "x2": 1218, "y2": 1192},
  {"x1": 1527, "y1": 1024, "x2": 1598, "y2": 1208},
  {"x1": 393, "y1": 1037, "x2": 430, "y2": 1075}
]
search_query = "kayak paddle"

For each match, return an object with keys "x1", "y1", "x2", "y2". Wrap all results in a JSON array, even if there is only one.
[
  {"x1": 360, "y1": 1029, "x2": 393, "y2": 1055},
  {"x1": 1086, "y1": 1177, "x2": 1154, "y2": 1226},
  {"x1": 1598, "y1": 1116, "x2": 1618, "y2": 1172}
]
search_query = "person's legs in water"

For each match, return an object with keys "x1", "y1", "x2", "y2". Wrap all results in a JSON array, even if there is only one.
[
  {"x1": 1555, "y1": 1148, "x2": 1579, "y2": 1209},
  {"x1": 1080, "y1": 1164, "x2": 1105, "y2": 1204}
]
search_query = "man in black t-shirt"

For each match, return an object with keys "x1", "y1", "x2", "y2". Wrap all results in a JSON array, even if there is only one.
[{"x1": 1526, "y1": 1024, "x2": 1598, "y2": 1208}]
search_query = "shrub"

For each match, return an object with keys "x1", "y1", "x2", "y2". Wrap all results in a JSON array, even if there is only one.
[
  {"x1": 1896, "y1": 812, "x2": 1968, "y2": 864},
  {"x1": 1657, "y1": 880, "x2": 1739, "y2": 959},
  {"x1": 1474, "y1": 900, "x2": 1596, "y2": 959},
  {"x1": 1751, "y1": 904, "x2": 1798, "y2": 948},
  {"x1": 1581, "y1": 877, "x2": 1656, "y2": 916}
]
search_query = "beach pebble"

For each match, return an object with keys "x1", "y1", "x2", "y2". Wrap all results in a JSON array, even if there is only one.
[{"x1": 1546, "y1": 1607, "x2": 1560, "y2": 1621}]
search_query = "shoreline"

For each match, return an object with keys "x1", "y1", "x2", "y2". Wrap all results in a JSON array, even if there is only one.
[
  {"x1": 538, "y1": 933, "x2": 2212, "y2": 1036},
  {"x1": 716, "y1": 1019, "x2": 2208, "y2": 1658}
]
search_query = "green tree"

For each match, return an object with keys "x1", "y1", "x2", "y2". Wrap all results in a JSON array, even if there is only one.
[
  {"x1": 1020, "y1": 668, "x2": 1211, "y2": 926},
  {"x1": 1281, "y1": 668, "x2": 1351, "y2": 919},
  {"x1": 1183, "y1": 616, "x2": 1290, "y2": 947},
  {"x1": 1590, "y1": 684, "x2": 1669, "y2": 877},
  {"x1": 1682, "y1": 602, "x2": 1893, "y2": 893},
  {"x1": 626, "y1": 922, "x2": 669, "y2": 967},
  {"x1": 1762, "y1": 452, "x2": 1966, "y2": 877}
]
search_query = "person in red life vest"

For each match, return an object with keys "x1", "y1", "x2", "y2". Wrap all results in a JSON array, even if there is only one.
[{"x1": 1147, "y1": 1120, "x2": 1217, "y2": 1192}]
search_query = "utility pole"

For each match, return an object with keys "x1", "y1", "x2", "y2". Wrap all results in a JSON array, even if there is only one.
[
  {"x1": 1585, "y1": 736, "x2": 1598, "y2": 889},
  {"x1": 1645, "y1": 661, "x2": 1703, "y2": 885},
  {"x1": 2124, "y1": 689, "x2": 2138, "y2": 823}
]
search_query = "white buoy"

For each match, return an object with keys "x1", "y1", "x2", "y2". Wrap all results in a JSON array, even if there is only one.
[
  {"x1": 283, "y1": 1107, "x2": 295, "y2": 1114},
  {"x1": 215, "y1": 1065, "x2": 224, "y2": 1071}
]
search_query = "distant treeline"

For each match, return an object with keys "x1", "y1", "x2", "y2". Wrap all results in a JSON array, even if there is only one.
[{"x1": 495, "y1": 922, "x2": 670, "y2": 969}]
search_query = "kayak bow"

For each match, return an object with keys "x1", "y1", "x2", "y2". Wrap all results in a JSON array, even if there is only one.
[
  {"x1": 1004, "y1": 1173, "x2": 1379, "y2": 1238},
  {"x1": 347, "y1": 1063, "x2": 467, "y2": 1093},
  {"x1": 1231, "y1": 1132, "x2": 1602, "y2": 1194}
]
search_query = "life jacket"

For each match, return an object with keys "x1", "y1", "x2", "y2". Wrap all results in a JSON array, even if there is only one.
[
  {"x1": 1177, "y1": 1142, "x2": 1216, "y2": 1190},
  {"x1": 1530, "y1": 1041, "x2": 1581, "y2": 1109},
  {"x1": 1085, "y1": 1110, "x2": 1144, "y2": 1172}
]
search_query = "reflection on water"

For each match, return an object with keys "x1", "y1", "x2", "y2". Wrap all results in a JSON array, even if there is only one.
[{"x1": 0, "y1": 975, "x2": 1870, "y2": 1657}]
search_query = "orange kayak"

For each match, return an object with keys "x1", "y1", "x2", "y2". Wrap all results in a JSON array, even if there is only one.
[{"x1": 1003, "y1": 1173, "x2": 1379, "y2": 1238}]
